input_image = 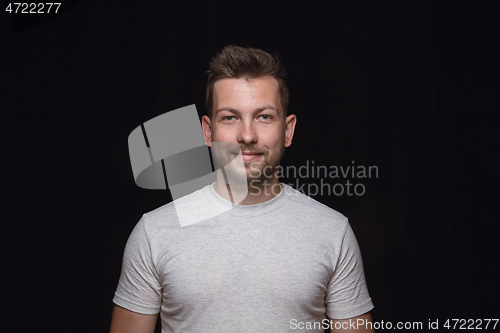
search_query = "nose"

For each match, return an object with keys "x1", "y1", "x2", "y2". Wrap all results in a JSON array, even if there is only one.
[{"x1": 236, "y1": 119, "x2": 258, "y2": 145}]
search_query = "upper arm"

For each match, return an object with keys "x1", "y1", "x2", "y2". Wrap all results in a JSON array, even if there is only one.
[
  {"x1": 113, "y1": 217, "x2": 162, "y2": 315},
  {"x1": 328, "y1": 312, "x2": 374, "y2": 333},
  {"x1": 109, "y1": 305, "x2": 158, "y2": 333},
  {"x1": 326, "y1": 223, "x2": 373, "y2": 319}
]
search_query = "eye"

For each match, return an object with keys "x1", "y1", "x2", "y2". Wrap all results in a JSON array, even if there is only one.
[
  {"x1": 259, "y1": 115, "x2": 272, "y2": 120},
  {"x1": 222, "y1": 116, "x2": 236, "y2": 121}
]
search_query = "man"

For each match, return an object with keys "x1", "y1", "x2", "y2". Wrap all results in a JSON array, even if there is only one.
[{"x1": 110, "y1": 45, "x2": 374, "y2": 332}]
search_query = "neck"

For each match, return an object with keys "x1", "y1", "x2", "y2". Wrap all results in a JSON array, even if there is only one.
[{"x1": 213, "y1": 171, "x2": 282, "y2": 205}]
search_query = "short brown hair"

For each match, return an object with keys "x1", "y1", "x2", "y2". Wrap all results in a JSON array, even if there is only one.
[{"x1": 206, "y1": 45, "x2": 289, "y2": 119}]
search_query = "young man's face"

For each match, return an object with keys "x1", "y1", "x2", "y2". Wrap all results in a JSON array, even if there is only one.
[{"x1": 202, "y1": 76, "x2": 296, "y2": 188}]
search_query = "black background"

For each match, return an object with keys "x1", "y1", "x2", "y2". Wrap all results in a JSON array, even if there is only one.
[{"x1": 2, "y1": 1, "x2": 499, "y2": 332}]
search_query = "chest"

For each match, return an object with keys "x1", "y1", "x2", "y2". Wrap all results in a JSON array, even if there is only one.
[{"x1": 154, "y1": 225, "x2": 335, "y2": 308}]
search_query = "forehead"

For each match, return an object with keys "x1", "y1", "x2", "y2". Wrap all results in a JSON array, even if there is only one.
[{"x1": 213, "y1": 76, "x2": 281, "y2": 113}]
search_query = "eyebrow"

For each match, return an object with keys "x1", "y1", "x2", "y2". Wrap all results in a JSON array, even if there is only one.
[{"x1": 215, "y1": 105, "x2": 279, "y2": 116}]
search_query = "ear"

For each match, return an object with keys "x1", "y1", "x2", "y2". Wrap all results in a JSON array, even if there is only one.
[
  {"x1": 284, "y1": 114, "x2": 297, "y2": 147},
  {"x1": 201, "y1": 115, "x2": 212, "y2": 147}
]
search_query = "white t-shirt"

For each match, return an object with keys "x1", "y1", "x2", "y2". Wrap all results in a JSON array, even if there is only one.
[{"x1": 113, "y1": 183, "x2": 373, "y2": 332}]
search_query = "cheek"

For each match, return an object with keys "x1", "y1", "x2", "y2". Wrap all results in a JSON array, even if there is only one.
[
  {"x1": 211, "y1": 126, "x2": 234, "y2": 142},
  {"x1": 261, "y1": 130, "x2": 285, "y2": 147}
]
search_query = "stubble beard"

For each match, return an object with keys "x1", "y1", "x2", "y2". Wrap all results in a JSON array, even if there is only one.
[{"x1": 211, "y1": 138, "x2": 285, "y2": 196}]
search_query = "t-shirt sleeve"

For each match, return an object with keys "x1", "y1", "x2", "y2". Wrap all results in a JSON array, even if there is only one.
[
  {"x1": 325, "y1": 222, "x2": 374, "y2": 319},
  {"x1": 112, "y1": 216, "x2": 162, "y2": 314}
]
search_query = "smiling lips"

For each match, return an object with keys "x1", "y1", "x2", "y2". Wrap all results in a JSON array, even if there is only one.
[{"x1": 232, "y1": 151, "x2": 263, "y2": 162}]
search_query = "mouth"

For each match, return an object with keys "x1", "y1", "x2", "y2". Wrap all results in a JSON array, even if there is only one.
[{"x1": 232, "y1": 151, "x2": 263, "y2": 162}]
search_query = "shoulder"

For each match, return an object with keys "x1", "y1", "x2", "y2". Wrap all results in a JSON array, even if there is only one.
[
  {"x1": 282, "y1": 184, "x2": 349, "y2": 231},
  {"x1": 141, "y1": 184, "x2": 212, "y2": 229}
]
